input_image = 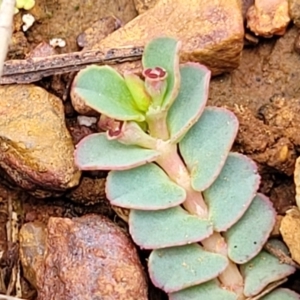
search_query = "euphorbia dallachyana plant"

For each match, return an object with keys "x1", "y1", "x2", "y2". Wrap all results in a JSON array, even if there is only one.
[{"x1": 71, "y1": 37, "x2": 299, "y2": 299}]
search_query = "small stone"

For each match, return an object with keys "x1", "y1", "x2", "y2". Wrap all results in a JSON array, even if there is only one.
[
  {"x1": 247, "y1": 0, "x2": 291, "y2": 37},
  {"x1": 0, "y1": 85, "x2": 81, "y2": 197},
  {"x1": 22, "y1": 13, "x2": 35, "y2": 32},
  {"x1": 70, "y1": 85, "x2": 99, "y2": 115},
  {"x1": 280, "y1": 207, "x2": 300, "y2": 265},
  {"x1": 77, "y1": 115, "x2": 97, "y2": 127},
  {"x1": 49, "y1": 38, "x2": 66, "y2": 48},
  {"x1": 294, "y1": 156, "x2": 300, "y2": 208},
  {"x1": 76, "y1": 16, "x2": 121, "y2": 49},
  {"x1": 289, "y1": 0, "x2": 300, "y2": 27},
  {"x1": 26, "y1": 42, "x2": 56, "y2": 58},
  {"x1": 19, "y1": 215, "x2": 148, "y2": 299}
]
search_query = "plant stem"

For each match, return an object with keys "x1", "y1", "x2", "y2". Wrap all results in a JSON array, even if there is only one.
[
  {"x1": 201, "y1": 232, "x2": 245, "y2": 297},
  {"x1": 156, "y1": 142, "x2": 208, "y2": 218},
  {"x1": 146, "y1": 109, "x2": 169, "y2": 140},
  {"x1": 155, "y1": 143, "x2": 244, "y2": 296}
]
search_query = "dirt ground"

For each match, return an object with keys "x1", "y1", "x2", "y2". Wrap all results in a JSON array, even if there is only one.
[{"x1": 1, "y1": 0, "x2": 300, "y2": 299}]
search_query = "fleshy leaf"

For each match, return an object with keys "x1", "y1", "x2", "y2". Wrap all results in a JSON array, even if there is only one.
[
  {"x1": 129, "y1": 207, "x2": 213, "y2": 249},
  {"x1": 203, "y1": 153, "x2": 260, "y2": 231},
  {"x1": 169, "y1": 280, "x2": 238, "y2": 300},
  {"x1": 149, "y1": 243, "x2": 228, "y2": 293},
  {"x1": 167, "y1": 63, "x2": 210, "y2": 143},
  {"x1": 142, "y1": 37, "x2": 180, "y2": 110},
  {"x1": 225, "y1": 193, "x2": 276, "y2": 264},
  {"x1": 124, "y1": 72, "x2": 151, "y2": 112},
  {"x1": 75, "y1": 133, "x2": 160, "y2": 170},
  {"x1": 106, "y1": 164, "x2": 186, "y2": 210},
  {"x1": 71, "y1": 65, "x2": 145, "y2": 121},
  {"x1": 241, "y1": 240, "x2": 296, "y2": 297},
  {"x1": 179, "y1": 107, "x2": 239, "y2": 191},
  {"x1": 261, "y1": 288, "x2": 300, "y2": 300}
]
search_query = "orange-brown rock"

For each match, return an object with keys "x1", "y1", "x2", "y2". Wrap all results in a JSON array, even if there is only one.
[
  {"x1": 92, "y1": 0, "x2": 244, "y2": 76},
  {"x1": 280, "y1": 207, "x2": 300, "y2": 265},
  {"x1": 289, "y1": 0, "x2": 300, "y2": 27},
  {"x1": 247, "y1": 0, "x2": 290, "y2": 37},
  {"x1": 0, "y1": 85, "x2": 81, "y2": 197},
  {"x1": 19, "y1": 215, "x2": 148, "y2": 300},
  {"x1": 133, "y1": 0, "x2": 159, "y2": 14}
]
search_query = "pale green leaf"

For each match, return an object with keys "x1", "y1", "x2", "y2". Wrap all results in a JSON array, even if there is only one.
[
  {"x1": 75, "y1": 133, "x2": 160, "y2": 170},
  {"x1": 168, "y1": 63, "x2": 210, "y2": 143},
  {"x1": 225, "y1": 193, "x2": 276, "y2": 264},
  {"x1": 129, "y1": 207, "x2": 213, "y2": 249},
  {"x1": 149, "y1": 244, "x2": 228, "y2": 293},
  {"x1": 241, "y1": 240, "x2": 296, "y2": 297},
  {"x1": 72, "y1": 65, "x2": 145, "y2": 121},
  {"x1": 142, "y1": 37, "x2": 180, "y2": 110},
  {"x1": 179, "y1": 107, "x2": 238, "y2": 191},
  {"x1": 106, "y1": 164, "x2": 186, "y2": 209},
  {"x1": 169, "y1": 280, "x2": 238, "y2": 300},
  {"x1": 204, "y1": 153, "x2": 260, "y2": 231}
]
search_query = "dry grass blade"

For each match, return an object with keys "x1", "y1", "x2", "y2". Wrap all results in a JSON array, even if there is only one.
[{"x1": 0, "y1": 0, "x2": 15, "y2": 77}]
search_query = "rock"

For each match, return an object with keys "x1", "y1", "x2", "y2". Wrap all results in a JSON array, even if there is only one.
[
  {"x1": 246, "y1": 0, "x2": 290, "y2": 37},
  {"x1": 280, "y1": 207, "x2": 300, "y2": 265},
  {"x1": 0, "y1": 84, "x2": 81, "y2": 197},
  {"x1": 19, "y1": 214, "x2": 148, "y2": 300},
  {"x1": 133, "y1": 0, "x2": 159, "y2": 14},
  {"x1": 294, "y1": 156, "x2": 300, "y2": 208},
  {"x1": 134, "y1": 0, "x2": 255, "y2": 19},
  {"x1": 71, "y1": 89, "x2": 100, "y2": 116},
  {"x1": 289, "y1": 0, "x2": 300, "y2": 27},
  {"x1": 76, "y1": 16, "x2": 121, "y2": 50},
  {"x1": 242, "y1": 0, "x2": 255, "y2": 18},
  {"x1": 92, "y1": 0, "x2": 244, "y2": 76}
]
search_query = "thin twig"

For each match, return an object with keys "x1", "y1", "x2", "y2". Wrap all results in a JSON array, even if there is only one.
[
  {"x1": 0, "y1": 47, "x2": 143, "y2": 84},
  {"x1": 264, "y1": 242, "x2": 300, "y2": 269},
  {"x1": 0, "y1": 0, "x2": 15, "y2": 76}
]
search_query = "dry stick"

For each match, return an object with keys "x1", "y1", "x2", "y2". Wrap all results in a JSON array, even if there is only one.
[
  {"x1": 264, "y1": 241, "x2": 300, "y2": 269},
  {"x1": 0, "y1": 0, "x2": 15, "y2": 77},
  {"x1": 0, "y1": 47, "x2": 144, "y2": 84}
]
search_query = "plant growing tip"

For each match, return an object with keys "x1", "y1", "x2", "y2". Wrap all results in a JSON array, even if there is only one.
[
  {"x1": 124, "y1": 72, "x2": 151, "y2": 112},
  {"x1": 71, "y1": 37, "x2": 298, "y2": 299},
  {"x1": 143, "y1": 66, "x2": 168, "y2": 107}
]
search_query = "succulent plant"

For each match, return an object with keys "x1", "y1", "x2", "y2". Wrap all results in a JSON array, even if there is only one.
[{"x1": 71, "y1": 37, "x2": 298, "y2": 299}]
